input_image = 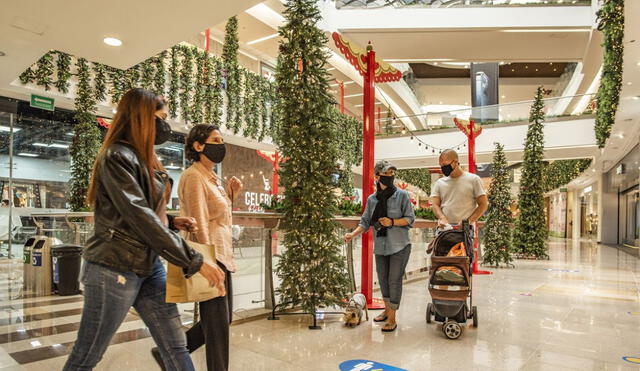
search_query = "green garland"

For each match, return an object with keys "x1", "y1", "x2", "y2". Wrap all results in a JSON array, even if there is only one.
[
  {"x1": 223, "y1": 16, "x2": 241, "y2": 133},
  {"x1": 54, "y1": 51, "x2": 72, "y2": 94},
  {"x1": 153, "y1": 51, "x2": 167, "y2": 96},
  {"x1": 257, "y1": 78, "x2": 270, "y2": 142},
  {"x1": 179, "y1": 46, "x2": 194, "y2": 123},
  {"x1": 595, "y1": 0, "x2": 624, "y2": 148},
  {"x1": 243, "y1": 71, "x2": 260, "y2": 138},
  {"x1": 69, "y1": 58, "x2": 102, "y2": 211},
  {"x1": 19, "y1": 67, "x2": 35, "y2": 85},
  {"x1": 35, "y1": 52, "x2": 54, "y2": 91},
  {"x1": 124, "y1": 64, "x2": 140, "y2": 91},
  {"x1": 543, "y1": 159, "x2": 592, "y2": 193},
  {"x1": 396, "y1": 168, "x2": 431, "y2": 195},
  {"x1": 482, "y1": 143, "x2": 514, "y2": 267},
  {"x1": 204, "y1": 56, "x2": 223, "y2": 126},
  {"x1": 93, "y1": 63, "x2": 108, "y2": 102},
  {"x1": 140, "y1": 58, "x2": 154, "y2": 91},
  {"x1": 514, "y1": 87, "x2": 548, "y2": 259},
  {"x1": 108, "y1": 67, "x2": 127, "y2": 104},
  {"x1": 168, "y1": 46, "x2": 180, "y2": 118},
  {"x1": 274, "y1": 0, "x2": 349, "y2": 315},
  {"x1": 192, "y1": 50, "x2": 206, "y2": 124},
  {"x1": 331, "y1": 108, "x2": 362, "y2": 197}
]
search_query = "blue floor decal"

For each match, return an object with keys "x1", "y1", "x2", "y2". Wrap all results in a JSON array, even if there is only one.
[{"x1": 339, "y1": 360, "x2": 408, "y2": 371}]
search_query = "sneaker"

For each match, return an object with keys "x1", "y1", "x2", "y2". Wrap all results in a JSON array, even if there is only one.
[{"x1": 151, "y1": 347, "x2": 166, "y2": 371}]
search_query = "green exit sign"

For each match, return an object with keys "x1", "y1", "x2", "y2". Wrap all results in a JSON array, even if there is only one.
[{"x1": 30, "y1": 94, "x2": 54, "y2": 111}]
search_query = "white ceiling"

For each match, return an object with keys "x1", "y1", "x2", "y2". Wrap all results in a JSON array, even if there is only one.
[{"x1": 0, "y1": 0, "x2": 263, "y2": 86}]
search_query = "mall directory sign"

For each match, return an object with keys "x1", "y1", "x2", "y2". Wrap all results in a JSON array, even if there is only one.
[{"x1": 30, "y1": 94, "x2": 54, "y2": 111}]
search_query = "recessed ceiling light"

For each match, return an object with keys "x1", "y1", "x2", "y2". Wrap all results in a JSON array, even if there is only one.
[
  {"x1": 18, "y1": 152, "x2": 38, "y2": 157},
  {"x1": 246, "y1": 33, "x2": 279, "y2": 46},
  {"x1": 501, "y1": 95, "x2": 506, "y2": 99},
  {"x1": 0, "y1": 125, "x2": 20, "y2": 132},
  {"x1": 103, "y1": 37, "x2": 123, "y2": 47},
  {"x1": 627, "y1": 82, "x2": 632, "y2": 85},
  {"x1": 618, "y1": 133, "x2": 625, "y2": 139},
  {"x1": 633, "y1": 96, "x2": 640, "y2": 100}
]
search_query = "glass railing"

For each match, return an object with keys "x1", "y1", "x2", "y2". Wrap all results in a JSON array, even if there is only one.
[
  {"x1": 2, "y1": 211, "x2": 462, "y2": 318},
  {"x1": 377, "y1": 93, "x2": 595, "y2": 136},
  {"x1": 336, "y1": 0, "x2": 591, "y2": 9}
]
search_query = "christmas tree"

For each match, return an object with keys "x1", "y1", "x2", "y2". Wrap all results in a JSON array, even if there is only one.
[
  {"x1": 482, "y1": 143, "x2": 513, "y2": 267},
  {"x1": 514, "y1": 87, "x2": 548, "y2": 259},
  {"x1": 274, "y1": 0, "x2": 350, "y2": 318}
]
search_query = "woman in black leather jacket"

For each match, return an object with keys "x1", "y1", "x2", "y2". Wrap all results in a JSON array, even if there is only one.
[{"x1": 63, "y1": 88, "x2": 225, "y2": 371}]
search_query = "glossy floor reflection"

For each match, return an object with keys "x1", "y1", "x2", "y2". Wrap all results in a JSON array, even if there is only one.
[{"x1": 0, "y1": 239, "x2": 638, "y2": 370}]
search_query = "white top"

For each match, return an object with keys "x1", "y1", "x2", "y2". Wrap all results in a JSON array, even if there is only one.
[{"x1": 431, "y1": 171, "x2": 486, "y2": 224}]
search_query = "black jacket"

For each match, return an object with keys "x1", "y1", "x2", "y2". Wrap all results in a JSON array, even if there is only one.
[{"x1": 83, "y1": 141, "x2": 203, "y2": 277}]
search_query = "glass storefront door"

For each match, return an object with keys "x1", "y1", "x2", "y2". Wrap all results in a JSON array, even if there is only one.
[{"x1": 623, "y1": 186, "x2": 640, "y2": 247}]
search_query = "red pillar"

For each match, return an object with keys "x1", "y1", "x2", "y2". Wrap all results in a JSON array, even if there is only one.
[
  {"x1": 204, "y1": 29, "x2": 210, "y2": 54},
  {"x1": 467, "y1": 121, "x2": 491, "y2": 275},
  {"x1": 339, "y1": 81, "x2": 345, "y2": 114},
  {"x1": 361, "y1": 44, "x2": 378, "y2": 307},
  {"x1": 273, "y1": 152, "x2": 279, "y2": 196}
]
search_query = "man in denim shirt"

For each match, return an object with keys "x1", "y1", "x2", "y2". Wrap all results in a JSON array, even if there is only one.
[{"x1": 345, "y1": 160, "x2": 415, "y2": 332}]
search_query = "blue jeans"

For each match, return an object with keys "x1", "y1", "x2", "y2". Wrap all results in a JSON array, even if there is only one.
[
  {"x1": 375, "y1": 244, "x2": 412, "y2": 310},
  {"x1": 63, "y1": 260, "x2": 194, "y2": 371}
]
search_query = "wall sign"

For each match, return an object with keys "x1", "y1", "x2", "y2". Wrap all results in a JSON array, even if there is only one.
[{"x1": 30, "y1": 94, "x2": 54, "y2": 111}]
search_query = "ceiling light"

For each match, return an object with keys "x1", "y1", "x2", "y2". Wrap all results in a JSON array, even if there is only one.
[
  {"x1": 32, "y1": 143, "x2": 49, "y2": 147},
  {"x1": 511, "y1": 69, "x2": 515, "y2": 72},
  {"x1": 618, "y1": 133, "x2": 625, "y2": 139},
  {"x1": 49, "y1": 143, "x2": 69, "y2": 149},
  {"x1": 327, "y1": 67, "x2": 336, "y2": 71},
  {"x1": 0, "y1": 125, "x2": 20, "y2": 132},
  {"x1": 627, "y1": 82, "x2": 632, "y2": 85},
  {"x1": 246, "y1": 33, "x2": 279, "y2": 45},
  {"x1": 501, "y1": 95, "x2": 506, "y2": 99},
  {"x1": 103, "y1": 37, "x2": 123, "y2": 47},
  {"x1": 633, "y1": 96, "x2": 640, "y2": 100},
  {"x1": 18, "y1": 153, "x2": 38, "y2": 157}
]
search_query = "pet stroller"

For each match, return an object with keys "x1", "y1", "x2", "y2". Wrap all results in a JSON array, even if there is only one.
[{"x1": 425, "y1": 220, "x2": 477, "y2": 339}]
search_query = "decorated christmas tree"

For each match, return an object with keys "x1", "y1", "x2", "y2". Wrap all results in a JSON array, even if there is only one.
[
  {"x1": 482, "y1": 143, "x2": 513, "y2": 267},
  {"x1": 274, "y1": 0, "x2": 350, "y2": 318},
  {"x1": 514, "y1": 87, "x2": 548, "y2": 259}
]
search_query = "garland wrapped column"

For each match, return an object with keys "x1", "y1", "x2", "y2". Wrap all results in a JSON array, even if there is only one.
[
  {"x1": 274, "y1": 0, "x2": 349, "y2": 321},
  {"x1": 69, "y1": 58, "x2": 102, "y2": 211}
]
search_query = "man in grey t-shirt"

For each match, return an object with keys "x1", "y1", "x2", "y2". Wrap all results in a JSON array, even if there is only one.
[{"x1": 431, "y1": 149, "x2": 488, "y2": 227}]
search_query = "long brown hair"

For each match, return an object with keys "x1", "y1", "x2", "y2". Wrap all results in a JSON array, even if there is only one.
[{"x1": 87, "y1": 88, "x2": 166, "y2": 206}]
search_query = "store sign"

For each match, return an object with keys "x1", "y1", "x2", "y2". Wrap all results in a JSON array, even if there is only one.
[{"x1": 30, "y1": 94, "x2": 54, "y2": 111}]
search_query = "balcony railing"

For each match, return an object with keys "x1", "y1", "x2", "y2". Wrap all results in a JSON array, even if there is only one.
[
  {"x1": 336, "y1": 0, "x2": 591, "y2": 9},
  {"x1": 377, "y1": 93, "x2": 595, "y2": 136}
]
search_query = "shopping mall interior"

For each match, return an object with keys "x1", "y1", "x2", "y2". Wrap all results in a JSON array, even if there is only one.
[{"x1": 0, "y1": 0, "x2": 639, "y2": 370}]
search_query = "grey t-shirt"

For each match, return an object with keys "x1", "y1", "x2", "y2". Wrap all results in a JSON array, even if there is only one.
[{"x1": 431, "y1": 172, "x2": 486, "y2": 224}]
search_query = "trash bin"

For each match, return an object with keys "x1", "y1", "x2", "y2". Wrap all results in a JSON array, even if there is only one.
[
  {"x1": 52, "y1": 244, "x2": 83, "y2": 296},
  {"x1": 22, "y1": 237, "x2": 37, "y2": 294},
  {"x1": 32, "y1": 237, "x2": 61, "y2": 296}
]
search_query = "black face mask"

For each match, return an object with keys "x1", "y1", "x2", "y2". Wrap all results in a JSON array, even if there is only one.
[
  {"x1": 154, "y1": 117, "x2": 172, "y2": 145},
  {"x1": 202, "y1": 143, "x2": 226, "y2": 163},
  {"x1": 441, "y1": 162, "x2": 455, "y2": 177},
  {"x1": 378, "y1": 175, "x2": 395, "y2": 188}
]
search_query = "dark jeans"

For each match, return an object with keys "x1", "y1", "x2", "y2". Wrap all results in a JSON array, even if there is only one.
[
  {"x1": 375, "y1": 244, "x2": 412, "y2": 310},
  {"x1": 63, "y1": 260, "x2": 194, "y2": 371},
  {"x1": 186, "y1": 265, "x2": 233, "y2": 371}
]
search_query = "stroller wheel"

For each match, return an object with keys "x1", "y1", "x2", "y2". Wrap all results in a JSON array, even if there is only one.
[
  {"x1": 426, "y1": 303, "x2": 433, "y2": 324},
  {"x1": 443, "y1": 320, "x2": 463, "y2": 339},
  {"x1": 472, "y1": 306, "x2": 478, "y2": 327}
]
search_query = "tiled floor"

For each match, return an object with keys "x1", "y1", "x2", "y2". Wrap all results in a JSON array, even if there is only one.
[{"x1": 0, "y1": 239, "x2": 638, "y2": 370}]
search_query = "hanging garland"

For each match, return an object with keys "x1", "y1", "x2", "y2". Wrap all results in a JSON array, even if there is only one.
[
  {"x1": 543, "y1": 159, "x2": 592, "y2": 193},
  {"x1": 124, "y1": 64, "x2": 140, "y2": 90},
  {"x1": 223, "y1": 16, "x2": 241, "y2": 133},
  {"x1": 243, "y1": 70, "x2": 260, "y2": 138},
  {"x1": 93, "y1": 63, "x2": 108, "y2": 102},
  {"x1": 179, "y1": 45, "x2": 194, "y2": 123},
  {"x1": 19, "y1": 67, "x2": 35, "y2": 85},
  {"x1": 168, "y1": 46, "x2": 180, "y2": 118},
  {"x1": 153, "y1": 51, "x2": 167, "y2": 96},
  {"x1": 331, "y1": 108, "x2": 362, "y2": 197},
  {"x1": 69, "y1": 58, "x2": 102, "y2": 211},
  {"x1": 35, "y1": 52, "x2": 54, "y2": 91},
  {"x1": 108, "y1": 67, "x2": 127, "y2": 104},
  {"x1": 595, "y1": 0, "x2": 624, "y2": 148},
  {"x1": 54, "y1": 51, "x2": 72, "y2": 94},
  {"x1": 257, "y1": 78, "x2": 270, "y2": 142},
  {"x1": 396, "y1": 168, "x2": 431, "y2": 195},
  {"x1": 140, "y1": 58, "x2": 154, "y2": 91},
  {"x1": 191, "y1": 50, "x2": 206, "y2": 124}
]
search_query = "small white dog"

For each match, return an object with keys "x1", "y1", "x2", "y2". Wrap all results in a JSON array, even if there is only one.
[{"x1": 343, "y1": 293, "x2": 369, "y2": 327}]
